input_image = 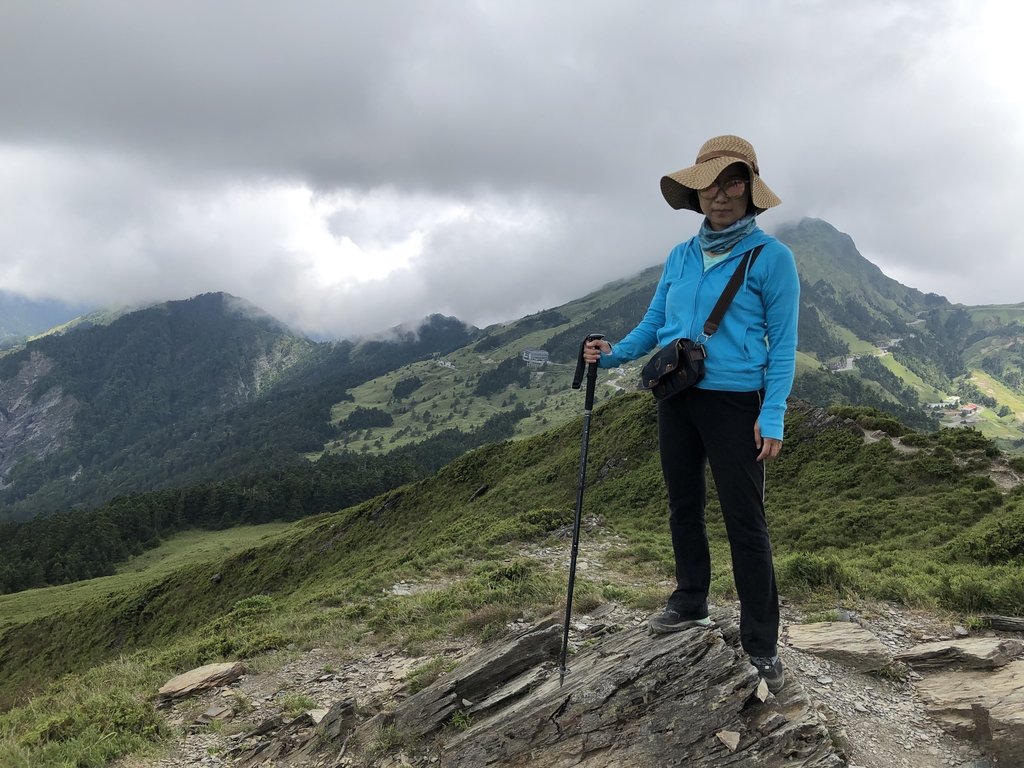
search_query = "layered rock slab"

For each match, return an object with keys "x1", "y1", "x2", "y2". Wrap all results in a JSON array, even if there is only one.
[{"x1": 379, "y1": 612, "x2": 843, "y2": 767}]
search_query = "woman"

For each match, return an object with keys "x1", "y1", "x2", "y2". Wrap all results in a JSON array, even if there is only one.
[{"x1": 582, "y1": 135, "x2": 799, "y2": 693}]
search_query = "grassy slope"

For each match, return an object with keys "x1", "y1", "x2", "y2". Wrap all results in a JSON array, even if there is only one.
[
  {"x1": 322, "y1": 327, "x2": 623, "y2": 456},
  {"x1": 968, "y1": 370, "x2": 1024, "y2": 417},
  {"x1": 965, "y1": 305, "x2": 1024, "y2": 325},
  {"x1": 950, "y1": 370, "x2": 1024, "y2": 449},
  {"x1": 833, "y1": 326, "x2": 878, "y2": 355},
  {"x1": 0, "y1": 525, "x2": 292, "y2": 630},
  {"x1": 2, "y1": 394, "x2": 1023, "y2": 766},
  {"x1": 877, "y1": 353, "x2": 945, "y2": 402}
]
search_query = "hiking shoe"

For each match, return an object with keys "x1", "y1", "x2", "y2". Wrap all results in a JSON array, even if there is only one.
[
  {"x1": 648, "y1": 609, "x2": 712, "y2": 635},
  {"x1": 750, "y1": 654, "x2": 785, "y2": 693}
]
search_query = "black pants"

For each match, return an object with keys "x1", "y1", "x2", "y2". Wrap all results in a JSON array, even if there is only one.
[{"x1": 657, "y1": 387, "x2": 779, "y2": 657}]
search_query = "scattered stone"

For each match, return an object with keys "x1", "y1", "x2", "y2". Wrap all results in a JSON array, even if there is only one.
[
  {"x1": 194, "y1": 704, "x2": 233, "y2": 725},
  {"x1": 787, "y1": 622, "x2": 892, "y2": 671},
  {"x1": 754, "y1": 677, "x2": 769, "y2": 702},
  {"x1": 157, "y1": 661, "x2": 246, "y2": 704},
  {"x1": 238, "y1": 715, "x2": 284, "y2": 740},
  {"x1": 896, "y1": 637, "x2": 1023, "y2": 670},
  {"x1": 716, "y1": 729, "x2": 741, "y2": 752}
]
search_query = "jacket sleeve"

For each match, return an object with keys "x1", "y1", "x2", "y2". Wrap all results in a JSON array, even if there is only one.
[
  {"x1": 757, "y1": 243, "x2": 800, "y2": 440},
  {"x1": 598, "y1": 260, "x2": 670, "y2": 368}
]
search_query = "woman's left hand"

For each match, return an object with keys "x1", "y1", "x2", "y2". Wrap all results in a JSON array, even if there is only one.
[{"x1": 754, "y1": 420, "x2": 782, "y2": 462}]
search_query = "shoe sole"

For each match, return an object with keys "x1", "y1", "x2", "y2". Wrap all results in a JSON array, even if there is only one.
[{"x1": 648, "y1": 617, "x2": 712, "y2": 635}]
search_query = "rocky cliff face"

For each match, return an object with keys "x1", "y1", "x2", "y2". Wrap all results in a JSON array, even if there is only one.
[{"x1": 0, "y1": 351, "x2": 78, "y2": 488}]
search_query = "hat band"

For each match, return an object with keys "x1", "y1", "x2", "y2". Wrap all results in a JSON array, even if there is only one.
[{"x1": 695, "y1": 150, "x2": 759, "y2": 175}]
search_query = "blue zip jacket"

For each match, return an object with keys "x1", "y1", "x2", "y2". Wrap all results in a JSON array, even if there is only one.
[{"x1": 599, "y1": 227, "x2": 800, "y2": 440}]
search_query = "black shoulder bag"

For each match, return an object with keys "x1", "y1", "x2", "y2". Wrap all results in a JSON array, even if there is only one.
[{"x1": 640, "y1": 244, "x2": 764, "y2": 402}]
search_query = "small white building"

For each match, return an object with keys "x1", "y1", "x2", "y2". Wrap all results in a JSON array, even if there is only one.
[{"x1": 522, "y1": 348, "x2": 549, "y2": 369}]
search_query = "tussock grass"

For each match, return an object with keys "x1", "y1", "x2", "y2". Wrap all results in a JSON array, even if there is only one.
[
  {"x1": 0, "y1": 659, "x2": 169, "y2": 768},
  {"x1": 406, "y1": 656, "x2": 459, "y2": 694}
]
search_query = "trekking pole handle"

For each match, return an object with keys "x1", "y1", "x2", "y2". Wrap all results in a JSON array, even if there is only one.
[
  {"x1": 583, "y1": 334, "x2": 603, "y2": 411},
  {"x1": 572, "y1": 333, "x2": 605, "y2": 411}
]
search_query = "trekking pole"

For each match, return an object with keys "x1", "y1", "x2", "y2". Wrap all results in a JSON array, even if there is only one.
[{"x1": 559, "y1": 333, "x2": 605, "y2": 686}]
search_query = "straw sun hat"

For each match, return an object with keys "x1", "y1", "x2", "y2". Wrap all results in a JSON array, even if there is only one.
[{"x1": 660, "y1": 135, "x2": 781, "y2": 213}]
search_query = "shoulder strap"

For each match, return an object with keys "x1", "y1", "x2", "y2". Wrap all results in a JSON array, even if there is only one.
[{"x1": 701, "y1": 243, "x2": 765, "y2": 338}]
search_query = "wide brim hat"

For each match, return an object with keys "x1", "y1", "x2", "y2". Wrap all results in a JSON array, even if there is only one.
[{"x1": 660, "y1": 134, "x2": 781, "y2": 213}]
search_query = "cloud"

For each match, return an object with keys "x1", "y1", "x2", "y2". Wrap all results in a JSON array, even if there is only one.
[{"x1": 1, "y1": 0, "x2": 1022, "y2": 338}]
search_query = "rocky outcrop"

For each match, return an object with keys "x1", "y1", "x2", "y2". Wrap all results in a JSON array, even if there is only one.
[
  {"x1": 800, "y1": 622, "x2": 1024, "y2": 765},
  {"x1": 893, "y1": 637, "x2": 1024, "y2": 766},
  {"x1": 151, "y1": 608, "x2": 1024, "y2": 767},
  {"x1": 915, "y1": 660, "x2": 1024, "y2": 765},
  {"x1": 384, "y1": 619, "x2": 561, "y2": 741},
  {"x1": 223, "y1": 611, "x2": 844, "y2": 767},
  {"x1": 420, "y1": 612, "x2": 842, "y2": 768},
  {"x1": 0, "y1": 351, "x2": 78, "y2": 487}
]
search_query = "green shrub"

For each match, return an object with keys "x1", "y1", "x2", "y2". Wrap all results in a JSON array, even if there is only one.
[
  {"x1": 338, "y1": 406, "x2": 394, "y2": 431},
  {"x1": 935, "y1": 427, "x2": 1000, "y2": 457},
  {"x1": 898, "y1": 432, "x2": 931, "y2": 448},
  {"x1": 520, "y1": 506, "x2": 573, "y2": 533},
  {"x1": 953, "y1": 507, "x2": 1024, "y2": 564},
  {"x1": 392, "y1": 376, "x2": 423, "y2": 400},
  {"x1": 777, "y1": 552, "x2": 851, "y2": 593},
  {"x1": 228, "y1": 594, "x2": 275, "y2": 619},
  {"x1": 480, "y1": 559, "x2": 534, "y2": 586},
  {"x1": 826, "y1": 406, "x2": 908, "y2": 436},
  {"x1": 449, "y1": 709, "x2": 473, "y2": 731},
  {"x1": 937, "y1": 570, "x2": 997, "y2": 613},
  {"x1": 992, "y1": 570, "x2": 1024, "y2": 614}
]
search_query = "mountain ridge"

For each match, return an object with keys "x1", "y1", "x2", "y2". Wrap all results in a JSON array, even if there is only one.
[{"x1": 2, "y1": 217, "x2": 1023, "y2": 523}]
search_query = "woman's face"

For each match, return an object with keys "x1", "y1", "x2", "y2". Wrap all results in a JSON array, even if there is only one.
[{"x1": 697, "y1": 163, "x2": 751, "y2": 231}]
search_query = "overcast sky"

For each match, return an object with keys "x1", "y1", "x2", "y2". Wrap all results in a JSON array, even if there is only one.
[{"x1": 1, "y1": 1, "x2": 1021, "y2": 339}]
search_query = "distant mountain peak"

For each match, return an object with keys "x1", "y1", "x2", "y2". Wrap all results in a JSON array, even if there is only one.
[{"x1": 164, "y1": 292, "x2": 297, "y2": 335}]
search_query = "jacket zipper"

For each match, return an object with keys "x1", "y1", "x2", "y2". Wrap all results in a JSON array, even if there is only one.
[{"x1": 689, "y1": 247, "x2": 744, "y2": 340}]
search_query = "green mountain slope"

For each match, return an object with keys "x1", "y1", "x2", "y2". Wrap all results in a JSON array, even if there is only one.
[
  {"x1": 325, "y1": 217, "x2": 1016, "y2": 458},
  {"x1": 0, "y1": 295, "x2": 477, "y2": 520}
]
